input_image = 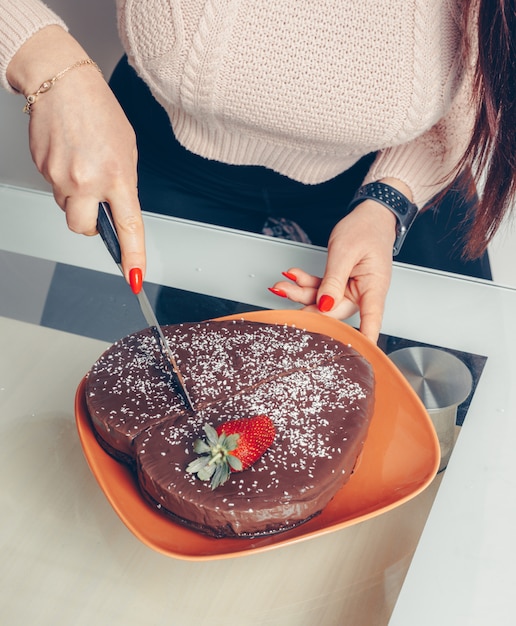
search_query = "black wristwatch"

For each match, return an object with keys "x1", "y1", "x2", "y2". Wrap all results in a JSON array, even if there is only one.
[{"x1": 347, "y1": 182, "x2": 419, "y2": 255}]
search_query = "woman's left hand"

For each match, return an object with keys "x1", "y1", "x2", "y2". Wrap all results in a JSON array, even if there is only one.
[{"x1": 269, "y1": 199, "x2": 398, "y2": 344}]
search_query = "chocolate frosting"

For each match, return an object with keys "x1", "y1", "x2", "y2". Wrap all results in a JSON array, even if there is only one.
[{"x1": 85, "y1": 319, "x2": 375, "y2": 537}]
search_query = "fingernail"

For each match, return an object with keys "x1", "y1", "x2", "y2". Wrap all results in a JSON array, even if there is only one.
[
  {"x1": 129, "y1": 267, "x2": 143, "y2": 294},
  {"x1": 282, "y1": 271, "x2": 297, "y2": 282},
  {"x1": 318, "y1": 294, "x2": 334, "y2": 312},
  {"x1": 268, "y1": 287, "x2": 288, "y2": 298}
]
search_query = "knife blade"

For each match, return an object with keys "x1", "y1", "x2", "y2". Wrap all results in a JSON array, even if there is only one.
[{"x1": 96, "y1": 201, "x2": 194, "y2": 410}]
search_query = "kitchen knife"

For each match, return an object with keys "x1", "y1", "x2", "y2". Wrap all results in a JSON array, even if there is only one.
[{"x1": 96, "y1": 201, "x2": 194, "y2": 410}]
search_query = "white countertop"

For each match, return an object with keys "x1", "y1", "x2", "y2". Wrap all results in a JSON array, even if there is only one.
[{"x1": 1, "y1": 184, "x2": 515, "y2": 625}]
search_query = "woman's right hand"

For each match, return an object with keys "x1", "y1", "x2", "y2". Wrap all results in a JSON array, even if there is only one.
[{"x1": 7, "y1": 25, "x2": 145, "y2": 283}]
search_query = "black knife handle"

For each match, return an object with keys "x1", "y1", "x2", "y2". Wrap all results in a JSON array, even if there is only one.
[{"x1": 97, "y1": 202, "x2": 122, "y2": 265}]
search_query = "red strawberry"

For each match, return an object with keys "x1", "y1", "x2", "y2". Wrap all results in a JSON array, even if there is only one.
[
  {"x1": 216, "y1": 415, "x2": 276, "y2": 470},
  {"x1": 186, "y1": 415, "x2": 275, "y2": 489}
]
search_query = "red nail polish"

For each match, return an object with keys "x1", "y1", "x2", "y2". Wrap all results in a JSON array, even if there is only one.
[
  {"x1": 129, "y1": 267, "x2": 143, "y2": 294},
  {"x1": 318, "y1": 294, "x2": 334, "y2": 312},
  {"x1": 282, "y1": 271, "x2": 297, "y2": 282},
  {"x1": 268, "y1": 287, "x2": 288, "y2": 298}
]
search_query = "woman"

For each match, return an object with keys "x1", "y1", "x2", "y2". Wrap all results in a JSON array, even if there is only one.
[{"x1": 1, "y1": 1, "x2": 514, "y2": 342}]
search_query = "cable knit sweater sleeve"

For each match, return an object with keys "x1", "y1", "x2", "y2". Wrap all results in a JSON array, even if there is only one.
[
  {"x1": 363, "y1": 2, "x2": 476, "y2": 208},
  {"x1": 0, "y1": 0, "x2": 68, "y2": 92},
  {"x1": 364, "y1": 65, "x2": 475, "y2": 208}
]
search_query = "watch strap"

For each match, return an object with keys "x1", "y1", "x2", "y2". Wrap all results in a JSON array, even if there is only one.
[{"x1": 347, "y1": 182, "x2": 419, "y2": 255}]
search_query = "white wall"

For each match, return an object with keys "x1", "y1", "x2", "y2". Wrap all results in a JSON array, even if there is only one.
[
  {"x1": 489, "y1": 220, "x2": 516, "y2": 287},
  {"x1": 1, "y1": 1, "x2": 514, "y2": 287}
]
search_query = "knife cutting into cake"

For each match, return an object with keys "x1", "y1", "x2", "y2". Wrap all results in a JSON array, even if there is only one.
[{"x1": 96, "y1": 201, "x2": 194, "y2": 411}]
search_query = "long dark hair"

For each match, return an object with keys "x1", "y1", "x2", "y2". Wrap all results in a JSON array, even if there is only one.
[{"x1": 461, "y1": 0, "x2": 516, "y2": 258}]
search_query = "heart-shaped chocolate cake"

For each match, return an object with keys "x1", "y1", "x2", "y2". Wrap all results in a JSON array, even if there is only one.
[{"x1": 85, "y1": 318, "x2": 375, "y2": 537}]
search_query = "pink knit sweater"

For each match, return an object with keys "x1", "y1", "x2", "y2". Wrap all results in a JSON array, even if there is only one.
[{"x1": 0, "y1": 0, "x2": 474, "y2": 207}]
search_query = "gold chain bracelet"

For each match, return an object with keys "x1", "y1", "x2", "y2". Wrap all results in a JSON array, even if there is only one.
[{"x1": 23, "y1": 58, "x2": 102, "y2": 115}]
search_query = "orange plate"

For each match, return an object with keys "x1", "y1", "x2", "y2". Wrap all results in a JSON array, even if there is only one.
[{"x1": 75, "y1": 309, "x2": 440, "y2": 560}]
